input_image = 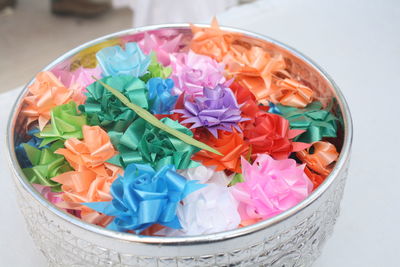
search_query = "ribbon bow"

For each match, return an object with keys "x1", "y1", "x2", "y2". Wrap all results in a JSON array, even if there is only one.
[
  {"x1": 52, "y1": 163, "x2": 122, "y2": 227},
  {"x1": 271, "y1": 78, "x2": 314, "y2": 108},
  {"x1": 22, "y1": 141, "x2": 72, "y2": 192},
  {"x1": 158, "y1": 165, "x2": 240, "y2": 236},
  {"x1": 193, "y1": 129, "x2": 249, "y2": 173},
  {"x1": 226, "y1": 46, "x2": 286, "y2": 104},
  {"x1": 55, "y1": 125, "x2": 118, "y2": 176},
  {"x1": 170, "y1": 50, "x2": 226, "y2": 96},
  {"x1": 35, "y1": 101, "x2": 87, "y2": 147},
  {"x1": 273, "y1": 101, "x2": 338, "y2": 143},
  {"x1": 174, "y1": 85, "x2": 248, "y2": 138},
  {"x1": 96, "y1": 42, "x2": 151, "y2": 77},
  {"x1": 190, "y1": 18, "x2": 238, "y2": 62},
  {"x1": 230, "y1": 155, "x2": 313, "y2": 221},
  {"x1": 147, "y1": 77, "x2": 177, "y2": 115},
  {"x1": 242, "y1": 112, "x2": 310, "y2": 160},
  {"x1": 108, "y1": 117, "x2": 200, "y2": 170},
  {"x1": 80, "y1": 75, "x2": 148, "y2": 133},
  {"x1": 52, "y1": 125, "x2": 122, "y2": 226},
  {"x1": 21, "y1": 71, "x2": 77, "y2": 130},
  {"x1": 83, "y1": 163, "x2": 205, "y2": 233},
  {"x1": 297, "y1": 141, "x2": 339, "y2": 176}
]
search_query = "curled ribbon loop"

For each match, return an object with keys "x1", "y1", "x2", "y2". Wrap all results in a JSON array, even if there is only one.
[
  {"x1": 109, "y1": 117, "x2": 200, "y2": 170},
  {"x1": 36, "y1": 101, "x2": 87, "y2": 147},
  {"x1": 297, "y1": 141, "x2": 339, "y2": 176},
  {"x1": 83, "y1": 163, "x2": 205, "y2": 233}
]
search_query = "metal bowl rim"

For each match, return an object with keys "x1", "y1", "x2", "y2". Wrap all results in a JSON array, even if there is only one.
[{"x1": 5, "y1": 23, "x2": 353, "y2": 245}]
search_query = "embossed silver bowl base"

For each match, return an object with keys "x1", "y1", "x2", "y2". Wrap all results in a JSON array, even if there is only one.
[{"x1": 6, "y1": 25, "x2": 352, "y2": 267}]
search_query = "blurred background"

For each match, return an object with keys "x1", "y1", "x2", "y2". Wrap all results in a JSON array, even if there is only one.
[
  {"x1": 0, "y1": 0, "x2": 253, "y2": 92},
  {"x1": 0, "y1": 0, "x2": 125, "y2": 92}
]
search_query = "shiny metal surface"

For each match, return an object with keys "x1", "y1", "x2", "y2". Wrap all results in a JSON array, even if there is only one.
[{"x1": 6, "y1": 24, "x2": 352, "y2": 266}]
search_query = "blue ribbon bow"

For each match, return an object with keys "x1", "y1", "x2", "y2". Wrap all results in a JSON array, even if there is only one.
[
  {"x1": 83, "y1": 163, "x2": 205, "y2": 233},
  {"x1": 147, "y1": 77, "x2": 177, "y2": 114},
  {"x1": 96, "y1": 42, "x2": 151, "y2": 77}
]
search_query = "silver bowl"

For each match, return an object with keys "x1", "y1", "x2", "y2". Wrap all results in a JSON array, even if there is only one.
[{"x1": 6, "y1": 24, "x2": 353, "y2": 267}]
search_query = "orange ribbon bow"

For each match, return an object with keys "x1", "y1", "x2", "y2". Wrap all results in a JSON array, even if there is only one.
[
  {"x1": 52, "y1": 164, "x2": 121, "y2": 226},
  {"x1": 190, "y1": 18, "x2": 239, "y2": 62},
  {"x1": 56, "y1": 125, "x2": 117, "y2": 176},
  {"x1": 53, "y1": 125, "x2": 122, "y2": 226},
  {"x1": 271, "y1": 78, "x2": 314, "y2": 108},
  {"x1": 225, "y1": 46, "x2": 286, "y2": 103},
  {"x1": 193, "y1": 129, "x2": 249, "y2": 173},
  {"x1": 190, "y1": 19, "x2": 314, "y2": 107},
  {"x1": 22, "y1": 72, "x2": 73, "y2": 130},
  {"x1": 21, "y1": 71, "x2": 85, "y2": 130},
  {"x1": 297, "y1": 141, "x2": 339, "y2": 189},
  {"x1": 297, "y1": 141, "x2": 339, "y2": 176}
]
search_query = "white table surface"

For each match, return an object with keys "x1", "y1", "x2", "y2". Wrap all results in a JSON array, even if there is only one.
[{"x1": 1, "y1": 0, "x2": 399, "y2": 266}]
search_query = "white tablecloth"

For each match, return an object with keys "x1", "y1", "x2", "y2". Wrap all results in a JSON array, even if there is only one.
[{"x1": 1, "y1": 0, "x2": 399, "y2": 266}]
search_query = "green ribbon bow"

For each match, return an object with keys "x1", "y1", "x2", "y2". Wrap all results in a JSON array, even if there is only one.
[
  {"x1": 140, "y1": 53, "x2": 172, "y2": 83},
  {"x1": 79, "y1": 75, "x2": 148, "y2": 133},
  {"x1": 276, "y1": 101, "x2": 338, "y2": 143},
  {"x1": 36, "y1": 101, "x2": 87, "y2": 147},
  {"x1": 108, "y1": 117, "x2": 200, "y2": 170},
  {"x1": 22, "y1": 141, "x2": 72, "y2": 192}
]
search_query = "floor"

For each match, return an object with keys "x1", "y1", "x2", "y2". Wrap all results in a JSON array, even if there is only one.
[{"x1": 0, "y1": 0, "x2": 132, "y2": 92}]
